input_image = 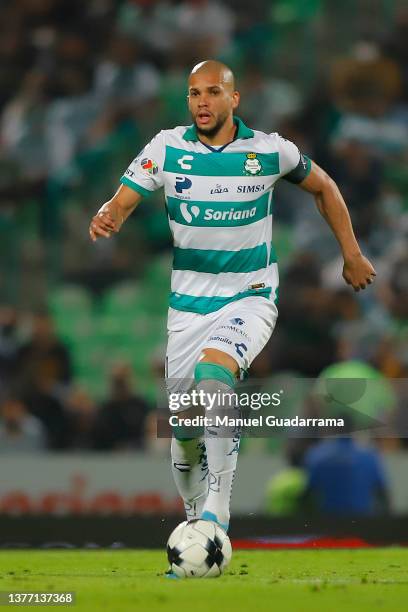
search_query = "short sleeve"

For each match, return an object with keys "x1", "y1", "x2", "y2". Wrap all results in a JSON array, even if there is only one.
[
  {"x1": 275, "y1": 134, "x2": 312, "y2": 184},
  {"x1": 120, "y1": 131, "x2": 165, "y2": 197}
]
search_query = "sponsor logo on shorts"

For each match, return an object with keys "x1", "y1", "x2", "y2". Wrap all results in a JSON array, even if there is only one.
[
  {"x1": 208, "y1": 335, "x2": 232, "y2": 345},
  {"x1": 218, "y1": 324, "x2": 250, "y2": 340},
  {"x1": 235, "y1": 342, "x2": 248, "y2": 358},
  {"x1": 231, "y1": 317, "x2": 245, "y2": 325}
]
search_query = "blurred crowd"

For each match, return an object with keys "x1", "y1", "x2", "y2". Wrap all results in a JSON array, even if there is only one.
[
  {"x1": 0, "y1": 308, "x2": 155, "y2": 451},
  {"x1": 0, "y1": 0, "x2": 407, "y2": 458}
]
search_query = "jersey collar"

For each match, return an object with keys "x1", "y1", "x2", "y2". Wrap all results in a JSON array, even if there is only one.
[{"x1": 182, "y1": 116, "x2": 254, "y2": 142}]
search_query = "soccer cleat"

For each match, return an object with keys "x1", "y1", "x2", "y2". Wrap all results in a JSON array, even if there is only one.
[
  {"x1": 200, "y1": 510, "x2": 229, "y2": 533},
  {"x1": 165, "y1": 567, "x2": 180, "y2": 579}
]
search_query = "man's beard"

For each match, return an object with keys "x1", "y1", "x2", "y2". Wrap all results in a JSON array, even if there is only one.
[{"x1": 194, "y1": 111, "x2": 229, "y2": 139}]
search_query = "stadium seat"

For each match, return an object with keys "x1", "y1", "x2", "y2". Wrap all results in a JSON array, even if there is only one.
[
  {"x1": 141, "y1": 254, "x2": 172, "y2": 288},
  {"x1": 100, "y1": 281, "x2": 145, "y2": 316},
  {"x1": 48, "y1": 284, "x2": 95, "y2": 345},
  {"x1": 48, "y1": 284, "x2": 93, "y2": 317}
]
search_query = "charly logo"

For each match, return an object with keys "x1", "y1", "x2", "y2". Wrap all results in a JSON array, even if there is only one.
[
  {"x1": 244, "y1": 152, "x2": 263, "y2": 176},
  {"x1": 210, "y1": 184, "x2": 229, "y2": 194},
  {"x1": 180, "y1": 202, "x2": 200, "y2": 224},
  {"x1": 177, "y1": 155, "x2": 194, "y2": 170},
  {"x1": 230, "y1": 317, "x2": 245, "y2": 326},
  {"x1": 175, "y1": 176, "x2": 192, "y2": 193}
]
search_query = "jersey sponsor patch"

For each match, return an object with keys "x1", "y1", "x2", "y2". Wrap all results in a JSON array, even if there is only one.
[
  {"x1": 141, "y1": 158, "x2": 158, "y2": 175},
  {"x1": 167, "y1": 193, "x2": 270, "y2": 227},
  {"x1": 180, "y1": 202, "x2": 199, "y2": 223},
  {"x1": 210, "y1": 184, "x2": 229, "y2": 194},
  {"x1": 175, "y1": 176, "x2": 192, "y2": 193},
  {"x1": 237, "y1": 184, "x2": 265, "y2": 193},
  {"x1": 175, "y1": 200, "x2": 259, "y2": 225}
]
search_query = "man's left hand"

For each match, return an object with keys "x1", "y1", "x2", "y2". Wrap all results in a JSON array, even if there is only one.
[{"x1": 343, "y1": 253, "x2": 376, "y2": 291}]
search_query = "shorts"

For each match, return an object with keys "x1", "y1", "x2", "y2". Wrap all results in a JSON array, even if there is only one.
[{"x1": 165, "y1": 296, "x2": 278, "y2": 403}]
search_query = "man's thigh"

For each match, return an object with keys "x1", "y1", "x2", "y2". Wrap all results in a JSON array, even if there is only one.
[
  {"x1": 201, "y1": 296, "x2": 278, "y2": 375},
  {"x1": 166, "y1": 309, "x2": 214, "y2": 383}
]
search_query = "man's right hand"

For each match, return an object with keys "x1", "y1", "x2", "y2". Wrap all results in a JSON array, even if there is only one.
[
  {"x1": 89, "y1": 185, "x2": 143, "y2": 242},
  {"x1": 89, "y1": 210, "x2": 120, "y2": 242}
]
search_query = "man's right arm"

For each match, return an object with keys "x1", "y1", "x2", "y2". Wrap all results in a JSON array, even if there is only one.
[
  {"x1": 89, "y1": 131, "x2": 165, "y2": 241},
  {"x1": 89, "y1": 184, "x2": 143, "y2": 241}
]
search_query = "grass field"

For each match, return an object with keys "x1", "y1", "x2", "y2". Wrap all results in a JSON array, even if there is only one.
[{"x1": 0, "y1": 549, "x2": 407, "y2": 611}]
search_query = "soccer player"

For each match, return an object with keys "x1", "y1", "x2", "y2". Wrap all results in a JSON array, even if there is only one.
[{"x1": 89, "y1": 60, "x2": 376, "y2": 534}]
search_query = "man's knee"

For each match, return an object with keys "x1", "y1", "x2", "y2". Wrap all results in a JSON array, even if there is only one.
[
  {"x1": 194, "y1": 360, "x2": 237, "y2": 391},
  {"x1": 194, "y1": 358, "x2": 238, "y2": 420},
  {"x1": 198, "y1": 348, "x2": 239, "y2": 377}
]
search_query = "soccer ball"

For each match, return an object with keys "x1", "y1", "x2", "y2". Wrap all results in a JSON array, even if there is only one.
[{"x1": 166, "y1": 519, "x2": 232, "y2": 578}]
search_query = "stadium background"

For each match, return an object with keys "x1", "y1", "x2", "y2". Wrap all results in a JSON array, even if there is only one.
[{"x1": 0, "y1": 0, "x2": 407, "y2": 546}]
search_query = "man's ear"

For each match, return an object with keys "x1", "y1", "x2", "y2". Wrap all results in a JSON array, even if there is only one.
[{"x1": 232, "y1": 91, "x2": 240, "y2": 110}]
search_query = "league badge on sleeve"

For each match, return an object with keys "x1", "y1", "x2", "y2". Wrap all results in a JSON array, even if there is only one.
[
  {"x1": 141, "y1": 158, "x2": 158, "y2": 175},
  {"x1": 244, "y1": 153, "x2": 263, "y2": 176}
]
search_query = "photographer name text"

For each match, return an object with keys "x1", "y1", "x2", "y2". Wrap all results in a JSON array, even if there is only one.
[{"x1": 169, "y1": 415, "x2": 345, "y2": 428}]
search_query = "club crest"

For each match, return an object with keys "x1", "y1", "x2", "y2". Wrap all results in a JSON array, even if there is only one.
[{"x1": 244, "y1": 152, "x2": 262, "y2": 176}]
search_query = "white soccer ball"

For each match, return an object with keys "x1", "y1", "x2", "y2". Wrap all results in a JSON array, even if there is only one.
[{"x1": 166, "y1": 519, "x2": 232, "y2": 578}]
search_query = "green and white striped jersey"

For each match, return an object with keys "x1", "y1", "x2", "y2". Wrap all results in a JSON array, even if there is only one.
[{"x1": 120, "y1": 117, "x2": 311, "y2": 314}]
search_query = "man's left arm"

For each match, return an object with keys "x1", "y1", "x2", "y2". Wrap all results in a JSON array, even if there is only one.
[{"x1": 298, "y1": 161, "x2": 376, "y2": 291}]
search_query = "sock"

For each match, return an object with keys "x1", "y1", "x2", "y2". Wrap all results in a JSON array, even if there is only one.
[
  {"x1": 171, "y1": 435, "x2": 209, "y2": 521},
  {"x1": 195, "y1": 362, "x2": 241, "y2": 532}
]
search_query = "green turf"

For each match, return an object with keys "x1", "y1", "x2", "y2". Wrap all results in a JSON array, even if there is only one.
[{"x1": 0, "y1": 549, "x2": 407, "y2": 611}]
